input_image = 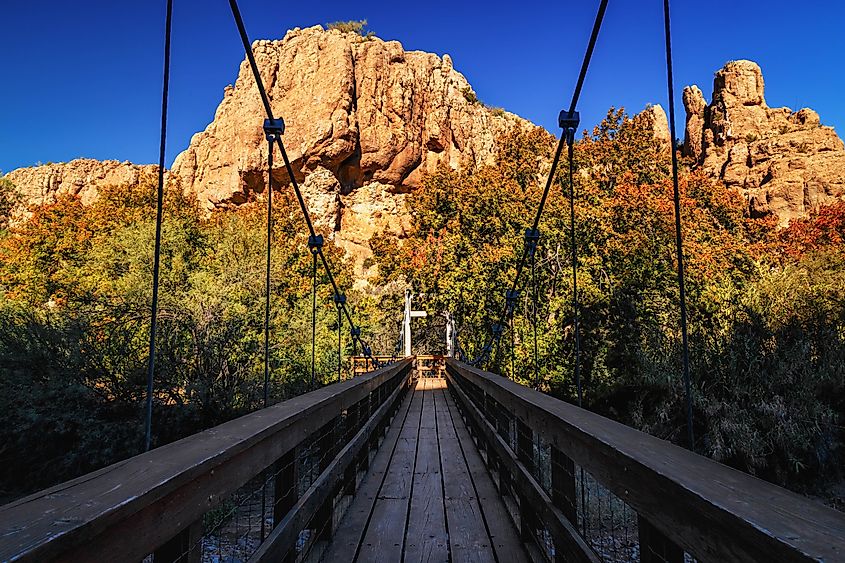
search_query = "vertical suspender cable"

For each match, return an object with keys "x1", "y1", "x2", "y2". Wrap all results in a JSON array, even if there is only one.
[
  {"x1": 531, "y1": 251, "x2": 539, "y2": 389},
  {"x1": 144, "y1": 0, "x2": 173, "y2": 452},
  {"x1": 337, "y1": 303, "x2": 342, "y2": 381},
  {"x1": 263, "y1": 136, "x2": 274, "y2": 408},
  {"x1": 260, "y1": 138, "x2": 272, "y2": 543},
  {"x1": 228, "y1": 0, "x2": 377, "y2": 364},
  {"x1": 311, "y1": 249, "x2": 318, "y2": 389},
  {"x1": 663, "y1": 0, "x2": 695, "y2": 450},
  {"x1": 475, "y1": 0, "x2": 608, "y2": 367},
  {"x1": 566, "y1": 139, "x2": 583, "y2": 408},
  {"x1": 510, "y1": 323, "x2": 515, "y2": 380}
]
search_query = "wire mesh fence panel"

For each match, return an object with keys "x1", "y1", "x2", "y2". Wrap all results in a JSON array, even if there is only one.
[{"x1": 574, "y1": 466, "x2": 638, "y2": 562}]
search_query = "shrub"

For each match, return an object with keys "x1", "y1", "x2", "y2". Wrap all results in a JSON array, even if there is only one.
[
  {"x1": 326, "y1": 19, "x2": 369, "y2": 36},
  {"x1": 461, "y1": 87, "x2": 479, "y2": 105}
]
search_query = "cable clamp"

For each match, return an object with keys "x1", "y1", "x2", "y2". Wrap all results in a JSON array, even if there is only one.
[
  {"x1": 351, "y1": 326, "x2": 361, "y2": 338},
  {"x1": 558, "y1": 110, "x2": 579, "y2": 144},
  {"x1": 263, "y1": 118, "x2": 285, "y2": 141},
  {"x1": 505, "y1": 289, "x2": 520, "y2": 315},
  {"x1": 333, "y1": 293, "x2": 346, "y2": 305},
  {"x1": 558, "y1": 110, "x2": 580, "y2": 129},
  {"x1": 307, "y1": 234, "x2": 324, "y2": 253},
  {"x1": 491, "y1": 323, "x2": 504, "y2": 341},
  {"x1": 524, "y1": 228, "x2": 540, "y2": 256}
]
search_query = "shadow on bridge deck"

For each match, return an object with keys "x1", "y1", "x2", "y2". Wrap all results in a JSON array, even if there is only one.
[{"x1": 322, "y1": 376, "x2": 528, "y2": 563}]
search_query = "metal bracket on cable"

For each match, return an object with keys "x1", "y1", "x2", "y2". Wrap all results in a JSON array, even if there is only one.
[
  {"x1": 524, "y1": 228, "x2": 541, "y2": 258},
  {"x1": 479, "y1": 342, "x2": 493, "y2": 364},
  {"x1": 333, "y1": 293, "x2": 346, "y2": 306},
  {"x1": 263, "y1": 117, "x2": 285, "y2": 140},
  {"x1": 558, "y1": 110, "x2": 580, "y2": 144},
  {"x1": 307, "y1": 234, "x2": 324, "y2": 254},
  {"x1": 351, "y1": 326, "x2": 361, "y2": 338},
  {"x1": 505, "y1": 289, "x2": 520, "y2": 317},
  {"x1": 491, "y1": 323, "x2": 504, "y2": 342}
]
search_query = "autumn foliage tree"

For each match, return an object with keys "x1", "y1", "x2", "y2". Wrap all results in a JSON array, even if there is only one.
[{"x1": 374, "y1": 108, "x2": 844, "y2": 491}]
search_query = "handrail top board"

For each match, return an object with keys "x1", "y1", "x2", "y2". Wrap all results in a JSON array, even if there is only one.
[
  {"x1": 0, "y1": 359, "x2": 412, "y2": 561},
  {"x1": 446, "y1": 359, "x2": 845, "y2": 562}
]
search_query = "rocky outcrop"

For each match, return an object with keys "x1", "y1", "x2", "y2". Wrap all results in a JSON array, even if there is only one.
[
  {"x1": 639, "y1": 104, "x2": 671, "y2": 146},
  {"x1": 4, "y1": 159, "x2": 156, "y2": 208},
  {"x1": 683, "y1": 60, "x2": 845, "y2": 225},
  {"x1": 170, "y1": 26, "x2": 531, "y2": 276}
]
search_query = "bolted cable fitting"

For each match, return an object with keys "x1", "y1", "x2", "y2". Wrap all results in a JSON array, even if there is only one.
[
  {"x1": 558, "y1": 110, "x2": 580, "y2": 144},
  {"x1": 307, "y1": 234, "x2": 324, "y2": 254},
  {"x1": 524, "y1": 228, "x2": 541, "y2": 257},
  {"x1": 333, "y1": 293, "x2": 347, "y2": 305},
  {"x1": 263, "y1": 118, "x2": 285, "y2": 141},
  {"x1": 351, "y1": 326, "x2": 361, "y2": 338},
  {"x1": 505, "y1": 289, "x2": 520, "y2": 316},
  {"x1": 491, "y1": 323, "x2": 504, "y2": 341}
]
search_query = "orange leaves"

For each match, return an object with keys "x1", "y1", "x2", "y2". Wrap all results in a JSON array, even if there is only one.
[{"x1": 775, "y1": 201, "x2": 845, "y2": 260}]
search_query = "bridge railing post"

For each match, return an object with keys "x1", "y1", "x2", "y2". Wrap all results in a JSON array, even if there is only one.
[
  {"x1": 274, "y1": 446, "x2": 298, "y2": 561},
  {"x1": 343, "y1": 402, "x2": 359, "y2": 496},
  {"x1": 153, "y1": 519, "x2": 202, "y2": 563},
  {"x1": 515, "y1": 418, "x2": 536, "y2": 545},
  {"x1": 638, "y1": 514, "x2": 684, "y2": 563},
  {"x1": 551, "y1": 446, "x2": 578, "y2": 562},
  {"x1": 313, "y1": 418, "x2": 337, "y2": 545}
]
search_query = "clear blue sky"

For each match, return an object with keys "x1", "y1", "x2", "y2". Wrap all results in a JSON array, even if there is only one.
[{"x1": 1, "y1": 1, "x2": 843, "y2": 173}]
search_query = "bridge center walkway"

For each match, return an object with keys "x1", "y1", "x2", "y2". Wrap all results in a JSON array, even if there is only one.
[{"x1": 322, "y1": 376, "x2": 529, "y2": 563}]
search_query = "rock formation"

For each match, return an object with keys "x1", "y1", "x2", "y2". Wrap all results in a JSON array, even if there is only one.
[
  {"x1": 683, "y1": 60, "x2": 845, "y2": 225},
  {"x1": 639, "y1": 104, "x2": 672, "y2": 146},
  {"x1": 5, "y1": 43, "x2": 844, "y2": 273},
  {"x1": 4, "y1": 159, "x2": 156, "y2": 208},
  {"x1": 3, "y1": 26, "x2": 531, "y2": 279},
  {"x1": 170, "y1": 25, "x2": 532, "y2": 275}
]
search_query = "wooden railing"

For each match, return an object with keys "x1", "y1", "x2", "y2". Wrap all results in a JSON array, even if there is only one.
[
  {"x1": 0, "y1": 359, "x2": 413, "y2": 562},
  {"x1": 445, "y1": 359, "x2": 845, "y2": 563},
  {"x1": 351, "y1": 355, "x2": 399, "y2": 377},
  {"x1": 415, "y1": 354, "x2": 445, "y2": 377},
  {"x1": 350, "y1": 354, "x2": 445, "y2": 378}
]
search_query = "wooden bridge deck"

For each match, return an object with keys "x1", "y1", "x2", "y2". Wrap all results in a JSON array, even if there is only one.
[{"x1": 323, "y1": 376, "x2": 529, "y2": 563}]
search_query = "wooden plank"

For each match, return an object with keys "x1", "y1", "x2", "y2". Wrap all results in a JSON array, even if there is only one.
[
  {"x1": 320, "y1": 380, "x2": 417, "y2": 562},
  {"x1": 356, "y1": 378, "x2": 426, "y2": 562},
  {"x1": 434, "y1": 383, "x2": 496, "y2": 563},
  {"x1": 0, "y1": 360, "x2": 413, "y2": 563},
  {"x1": 252, "y1": 371, "x2": 411, "y2": 562},
  {"x1": 441, "y1": 384, "x2": 528, "y2": 563},
  {"x1": 405, "y1": 378, "x2": 448, "y2": 563},
  {"x1": 447, "y1": 370, "x2": 599, "y2": 563},
  {"x1": 446, "y1": 359, "x2": 845, "y2": 563}
]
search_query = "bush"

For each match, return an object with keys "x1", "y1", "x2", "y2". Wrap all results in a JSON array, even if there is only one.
[
  {"x1": 326, "y1": 19, "x2": 370, "y2": 36},
  {"x1": 461, "y1": 87, "x2": 479, "y2": 105}
]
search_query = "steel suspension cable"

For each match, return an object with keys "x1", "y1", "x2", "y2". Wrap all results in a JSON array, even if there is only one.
[
  {"x1": 566, "y1": 138, "x2": 583, "y2": 407},
  {"x1": 227, "y1": 0, "x2": 379, "y2": 366},
  {"x1": 144, "y1": 0, "x2": 173, "y2": 452},
  {"x1": 310, "y1": 247, "x2": 318, "y2": 389},
  {"x1": 663, "y1": 0, "x2": 695, "y2": 449},
  {"x1": 260, "y1": 134, "x2": 276, "y2": 545},
  {"x1": 531, "y1": 249, "x2": 539, "y2": 388},
  {"x1": 263, "y1": 135, "x2": 274, "y2": 408},
  {"x1": 336, "y1": 299, "x2": 343, "y2": 381},
  {"x1": 470, "y1": 0, "x2": 609, "y2": 366}
]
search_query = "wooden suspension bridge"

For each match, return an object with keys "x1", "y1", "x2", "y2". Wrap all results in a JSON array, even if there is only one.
[
  {"x1": 1, "y1": 356, "x2": 844, "y2": 562},
  {"x1": 2, "y1": 0, "x2": 844, "y2": 561}
]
